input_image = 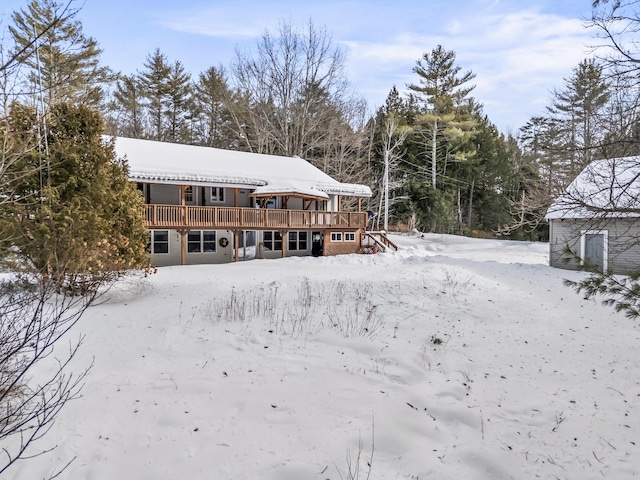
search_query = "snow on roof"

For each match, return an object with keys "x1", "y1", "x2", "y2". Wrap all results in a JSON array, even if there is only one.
[
  {"x1": 545, "y1": 156, "x2": 640, "y2": 220},
  {"x1": 108, "y1": 136, "x2": 372, "y2": 198}
]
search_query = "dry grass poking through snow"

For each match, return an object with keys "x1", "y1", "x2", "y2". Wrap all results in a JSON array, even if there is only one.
[{"x1": 201, "y1": 277, "x2": 383, "y2": 339}]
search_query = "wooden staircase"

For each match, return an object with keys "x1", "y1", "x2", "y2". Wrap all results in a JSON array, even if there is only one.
[{"x1": 361, "y1": 231, "x2": 398, "y2": 253}]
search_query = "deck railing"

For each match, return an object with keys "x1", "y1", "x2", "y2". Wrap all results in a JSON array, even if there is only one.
[{"x1": 144, "y1": 205, "x2": 367, "y2": 230}]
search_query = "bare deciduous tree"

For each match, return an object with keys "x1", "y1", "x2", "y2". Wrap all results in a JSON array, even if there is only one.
[
  {"x1": 229, "y1": 19, "x2": 351, "y2": 158},
  {"x1": 0, "y1": 277, "x2": 95, "y2": 477}
]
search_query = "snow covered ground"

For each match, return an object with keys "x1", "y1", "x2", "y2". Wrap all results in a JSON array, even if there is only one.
[{"x1": 14, "y1": 233, "x2": 640, "y2": 479}]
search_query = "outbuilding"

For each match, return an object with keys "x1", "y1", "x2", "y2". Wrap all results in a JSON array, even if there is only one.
[{"x1": 545, "y1": 156, "x2": 640, "y2": 274}]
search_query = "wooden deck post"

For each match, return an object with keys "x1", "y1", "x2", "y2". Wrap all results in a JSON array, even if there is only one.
[
  {"x1": 178, "y1": 185, "x2": 187, "y2": 205},
  {"x1": 280, "y1": 230, "x2": 288, "y2": 259},
  {"x1": 233, "y1": 229, "x2": 239, "y2": 262},
  {"x1": 177, "y1": 228, "x2": 188, "y2": 265}
]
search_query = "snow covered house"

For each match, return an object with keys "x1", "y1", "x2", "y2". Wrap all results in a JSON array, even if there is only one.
[
  {"x1": 545, "y1": 156, "x2": 640, "y2": 274},
  {"x1": 111, "y1": 137, "x2": 375, "y2": 266}
]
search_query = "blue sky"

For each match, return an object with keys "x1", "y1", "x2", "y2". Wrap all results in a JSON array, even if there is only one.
[{"x1": 1, "y1": 0, "x2": 597, "y2": 132}]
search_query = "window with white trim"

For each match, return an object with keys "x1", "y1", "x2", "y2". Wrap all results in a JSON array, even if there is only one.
[
  {"x1": 330, "y1": 232, "x2": 343, "y2": 242},
  {"x1": 188, "y1": 230, "x2": 217, "y2": 253},
  {"x1": 184, "y1": 186, "x2": 194, "y2": 203},
  {"x1": 263, "y1": 231, "x2": 282, "y2": 251},
  {"x1": 288, "y1": 231, "x2": 308, "y2": 251},
  {"x1": 211, "y1": 187, "x2": 225, "y2": 203},
  {"x1": 151, "y1": 230, "x2": 169, "y2": 254},
  {"x1": 344, "y1": 232, "x2": 356, "y2": 242}
]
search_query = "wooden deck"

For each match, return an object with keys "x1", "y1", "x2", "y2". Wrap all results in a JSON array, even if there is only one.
[{"x1": 144, "y1": 205, "x2": 367, "y2": 230}]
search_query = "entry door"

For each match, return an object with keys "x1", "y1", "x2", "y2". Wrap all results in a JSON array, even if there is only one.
[
  {"x1": 584, "y1": 233, "x2": 605, "y2": 272},
  {"x1": 311, "y1": 231, "x2": 323, "y2": 257},
  {"x1": 239, "y1": 231, "x2": 256, "y2": 260}
]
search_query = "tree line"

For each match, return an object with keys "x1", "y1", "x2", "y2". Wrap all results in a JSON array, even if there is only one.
[
  {"x1": 1, "y1": 0, "x2": 546, "y2": 238},
  {"x1": 7, "y1": 1, "x2": 640, "y2": 241}
]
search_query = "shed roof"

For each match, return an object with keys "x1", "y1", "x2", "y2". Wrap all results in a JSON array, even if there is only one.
[
  {"x1": 109, "y1": 136, "x2": 372, "y2": 198},
  {"x1": 545, "y1": 156, "x2": 640, "y2": 220}
]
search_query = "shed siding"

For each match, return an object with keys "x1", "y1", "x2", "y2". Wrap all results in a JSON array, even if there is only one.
[{"x1": 549, "y1": 218, "x2": 640, "y2": 274}]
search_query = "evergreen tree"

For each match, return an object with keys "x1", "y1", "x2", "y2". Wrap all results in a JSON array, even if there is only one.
[
  {"x1": 139, "y1": 48, "x2": 171, "y2": 140},
  {"x1": 408, "y1": 45, "x2": 477, "y2": 190},
  {"x1": 164, "y1": 60, "x2": 192, "y2": 143},
  {"x1": 9, "y1": 0, "x2": 114, "y2": 108},
  {"x1": 1, "y1": 102, "x2": 149, "y2": 291},
  {"x1": 454, "y1": 114, "x2": 513, "y2": 233},
  {"x1": 110, "y1": 74, "x2": 145, "y2": 138},
  {"x1": 193, "y1": 66, "x2": 233, "y2": 148},
  {"x1": 548, "y1": 59, "x2": 610, "y2": 176}
]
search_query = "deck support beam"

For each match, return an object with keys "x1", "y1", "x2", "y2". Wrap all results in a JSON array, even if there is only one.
[
  {"x1": 177, "y1": 228, "x2": 189, "y2": 265},
  {"x1": 233, "y1": 229, "x2": 240, "y2": 262}
]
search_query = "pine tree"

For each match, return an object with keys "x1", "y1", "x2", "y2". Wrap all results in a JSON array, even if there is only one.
[
  {"x1": 138, "y1": 48, "x2": 171, "y2": 140},
  {"x1": 547, "y1": 59, "x2": 610, "y2": 180},
  {"x1": 2, "y1": 102, "x2": 149, "y2": 291},
  {"x1": 408, "y1": 45, "x2": 477, "y2": 191},
  {"x1": 111, "y1": 74, "x2": 145, "y2": 138},
  {"x1": 9, "y1": 0, "x2": 114, "y2": 108},
  {"x1": 164, "y1": 60, "x2": 192, "y2": 143},
  {"x1": 193, "y1": 66, "x2": 232, "y2": 148}
]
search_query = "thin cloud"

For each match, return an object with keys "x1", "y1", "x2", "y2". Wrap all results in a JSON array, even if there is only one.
[
  {"x1": 340, "y1": 8, "x2": 593, "y2": 128},
  {"x1": 155, "y1": 7, "x2": 266, "y2": 39}
]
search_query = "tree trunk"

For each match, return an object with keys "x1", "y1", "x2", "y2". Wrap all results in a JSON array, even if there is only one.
[
  {"x1": 431, "y1": 118, "x2": 438, "y2": 189},
  {"x1": 467, "y1": 177, "x2": 475, "y2": 230}
]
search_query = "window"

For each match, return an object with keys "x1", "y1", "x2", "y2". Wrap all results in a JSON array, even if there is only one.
[
  {"x1": 288, "y1": 231, "x2": 308, "y2": 251},
  {"x1": 184, "y1": 186, "x2": 193, "y2": 203},
  {"x1": 344, "y1": 232, "x2": 356, "y2": 242},
  {"x1": 263, "y1": 231, "x2": 282, "y2": 251},
  {"x1": 330, "y1": 232, "x2": 343, "y2": 242},
  {"x1": 151, "y1": 230, "x2": 169, "y2": 254},
  {"x1": 188, "y1": 231, "x2": 217, "y2": 253},
  {"x1": 211, "y1": 187, "x2": 225, "y2": 203},
  {"x1": 203, "y1": 231, "x2": 217, "y2": 252}
]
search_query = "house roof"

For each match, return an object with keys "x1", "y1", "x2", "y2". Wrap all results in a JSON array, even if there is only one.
[
  {"x1": 108, "y1": 136, "x2": 372, "y2": 198},
  {"x1": 545, "y1": 156, "x2": 640, "y2": 220}
]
